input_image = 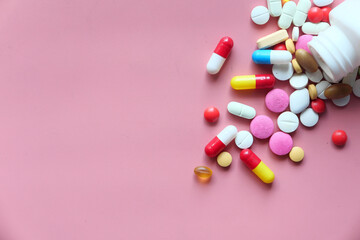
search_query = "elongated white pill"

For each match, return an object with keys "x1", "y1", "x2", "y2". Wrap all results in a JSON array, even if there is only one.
[
  {"x1": 290, "y1": 88, "x2": 310, "y2": 114},
  {"x1": 293, "y1": 0, "x2": 311, "y2": 27},
  {"x1": 228, "y1": 102, "x2": 256, "y2": 119},
  {"x1": 278, "y1": 1, "x2": 297, "y2": 29},
  {"x1": 267, "y1": 0, "x2": 282, "y2": 17},
  {"x1": 302, "y1": 22, "x2": 330, "y2": 35}
]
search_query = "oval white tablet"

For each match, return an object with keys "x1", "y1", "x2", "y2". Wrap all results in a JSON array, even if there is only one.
[
  {"x1": 293, "y1": 0, "x2": 311, "y2": 27},
  {"x1": 290, "y1": 73, "x2": 309, "y2": 89},
  {"x1": 290, "y1": 88, "x2": 310, "y2": 114},
  {"x1": 316, "y1": 81, "x2": 331, "y2": 99},
  {"x1": 267, "y1": 0, "x2": 282, "y2": 17},
  {"x1": 251, "y1": 6, "x2": 270, "y2": 25},
  {"x1": 306, "y1": 69, "x2": 323, "y2": 83},
  {"x1": 342, "y1": 67, "x2": 358, "y2": 88},
  {"x1": 352, "y1": 79, "x2": 360, "y2": 97},
  {"x1": 278, "y1": 1, "x2": 297, "y2": 29},
  {"x1": 235, "y1": 131, "x2": 254, "y2": 149},
  {"x1": 292, "y1": 26, "x2": 299, "y2": 41},
  {"x1": 227, "y1": 101, "x2": 256, "y2": 119},
  {"x1": 272, "y1": 63, "x2": 294, "y2": 81},
  {"x1": 300, "y1": 108, "x2": 319, "y2": 127},
  {"x1": 277, "y1": 111, "x2": 299, "y2": 133},
  {"x1": 302, "y1": 22, "x2": 330, "y2": 35},
  {"x1": 332, "y1": 95, "x2": 350, "y2": 107},
  {"x1": 313, "y1": 0, "x2": 334, "y2": 7}
]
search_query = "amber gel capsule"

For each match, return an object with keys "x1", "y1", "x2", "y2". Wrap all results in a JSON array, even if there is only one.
[{"x1": 194, "y1": 166, "x2": 212, "y2": 179}]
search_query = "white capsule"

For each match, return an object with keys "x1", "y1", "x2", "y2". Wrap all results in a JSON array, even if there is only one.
[
  {"x1": 267, "y1": 0, "x2": 282, "y2": 17},
  {"x1": 290, "y1": 88, "x2": 310, "y2": 114},
  {"x1": 251, "y1": 6, "x2": 270, "y2": 25},
  {"x1": 316, "y1": 81, "x2": 331, "y2": 99},
  {"x1": 228, "y1": 102, "x2": 256, "y2": 119},
  {"x1": 278, "y1": 1, "x2": 297, "y2": 29},
  {"x1": 207, "y1": 37, "x2": 233, "y2": 75},
  {"x1": 293, "y1": 0, "x2": 311, "y2": 27},
  {"x1": 235, "y1": 131, "x2": 254, "y2": 149},
  {"x1": 217, "y1": 125, "x2": 238, "y2": 145},
  {"x1": 300, "y1": 108, "x2": 319, "y2": 127},
  {"x1": 290, "y1": 73, "x2": 309, "y2": 89},
  {"x1": 302, "y1": 22, "x2": 330, "y2": 35},
  {"x1": 306, "y1": 69, "x2": 323, "y2": 83},
  {"x1": 207, "y1": 53, "x2": 225, "y2": 75},
  {"x1": 332, "y1": 95, "x2": 350, "y2": 107},
  {"x1": 277, "y1": 111, "x2": 299, "y2": 133}
]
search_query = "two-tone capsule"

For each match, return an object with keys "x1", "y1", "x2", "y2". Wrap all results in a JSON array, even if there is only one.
[
  {"x1": 231, "y1": 74, "x2": 276, "y2": 90},
  {"x1": 205, "y1": 125, "x2": 237, "y2": 157},
  {"x1": 252, "y1": 50, "x2": 292, "y2": 64},
  {"x1": 207, "y1": 37, "x2": 233, "y2": 75},
  {"x1": 240, "y1": 149, "x2": 275, "y2": 184}
]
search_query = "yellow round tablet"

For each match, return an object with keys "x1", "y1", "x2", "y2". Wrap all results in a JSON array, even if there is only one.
[
  {"x1": 217, "y1": 152, "x2": 232, "y2": 167},
  {"x1": 289, "y1": 147, "x2": 304, "y2": 162}
]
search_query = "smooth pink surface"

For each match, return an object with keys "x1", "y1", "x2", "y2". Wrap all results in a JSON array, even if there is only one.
[
  {"x1": 269, "y1": 132, "x2": 294, "y2": 155},
  {"x1": 296, "y1": 35, "x2": 313, "y2": 53},
  {"x1": 250, "y1": 115, "x2": 275, "y2": 139},
  {"x1": 265, "y1": 88, "x2": 289, "y2": 113},
  {"x1": 1, "y1": 0, "x2": 360, "y2": 240}
]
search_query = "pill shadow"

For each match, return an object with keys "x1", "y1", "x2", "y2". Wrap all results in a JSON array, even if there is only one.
[{"x1": 193, "y1": 174, "x2": 212, "y2": 184}]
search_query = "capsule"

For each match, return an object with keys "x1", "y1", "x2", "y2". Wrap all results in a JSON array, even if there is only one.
[
  {"x1": 252, "y1": 50, "x2": 292, "y2": 64},
  {"x1": 231, "y1": 74, "x2": 276, "y2": 90},
  {"x1": 205, "y1": 125, "x2": 237, "y2": 157},
  {"x1": 207, "y1": 37, "x2": 233, "y2": 75},
  {"x1": 240, "y1": 149, "x2": 275, "y2": 183}
]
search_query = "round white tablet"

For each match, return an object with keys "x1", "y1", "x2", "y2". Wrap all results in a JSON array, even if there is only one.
[
  {"x1": 277, "y1": 111, "x2": 299, "y2": 133},
  {"x1": 292, "y1": 26, "x2": 299, "y2": 41},
  {"x1": 272, "y1": 63, "x2": 294, "y2": 81},
  {"x1": 235, "y1": 130, "x2": 254, "y2": 149},
  {"x1": 306, "y1": 70, "x2": 323, "y2": 83},
  {"x1": 353, "y1": 79, "x2": 360, "y2": 98},
  {"x1": 332, "y1": 95, "x2": 350, "y2": 107},
  {"x1": 300, "y1": 108, "x2": 319, "y2": 127},
  {"x1": 251, "y1": 6, "x2": 270, "y2": 25},
  {"x1": 290, "y1": 73, "x2": 309, "y2": 89},
  {"x1": 313, "y1": 0, "x2": 334, "y2": 7},
  {"x1": 316, "y1": 81, "x2": 331, "y2": 99}
]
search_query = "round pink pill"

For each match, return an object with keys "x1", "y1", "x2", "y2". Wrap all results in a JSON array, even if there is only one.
[
  {"x1": 265, "y1": 89, "x2": 289, "y2": 113},
  {"x1": 250, "y1": 115, "x2": 274, "y2": 139},
  {"x1": 269, "y1": 132, "x2": 293, "y2": 156},
  {"x1": 296, "y1": 35, "x2": 313, "y2": 54}
]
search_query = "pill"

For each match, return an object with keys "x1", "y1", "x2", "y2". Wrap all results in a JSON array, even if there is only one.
[
  {"x1": 332, "y1": 95, "x2": 350, "y2": 107},
  {"x1": 302, "y1": 22, "x2": 330, "y2": 35},
  {"x1": 217, "y1": 152, "x2": 232, "y2": 167},
  {"x1": 207, "y1": 37, "x2": 233, "y2": 75},
  {"x1": 323, "y1": 71, "x2": 334, "y2": 83},
  {"x1": 311, "y1": 99, "x2": 326, "y2": 113},
  {"x1": 277, "y1": 111, "x2": 299, "y2": 133},
  {"x1": 269, "y1": 132, "x2": 293, "y2": 156},
  {"x1": 308, "y1": 7, "x2": 323, "y2": 23},
  {"x1": 324, "y1": 83, "x2": 352, "y2": 99},
  {"x1": 265, "y1": 88, "x2": 289, "y2": 113},
  {"x1": 273, "y1": 43, "x2": 287, "y2": 51},
  {"x1": 290, "y1": 88, "x2": 310, "y2": 114},
  {"x1": 313, "y1": 0, "x2": 333, "y2": 7},
  {"x1": 235, "y1": 131, "x2": 254, "y2": 149},
  {"x1": 300, "y1": 108, "x2": 319, "y2": 127},
  {"x1": 292, "y1": 59, "x2": 303, "y2": 74},
  {"x1": 231, "y1": 74, "x2": 276, "y2": 90},
  {"x1": 251, "y1": 6, "x2": 270, "y2": 25},
  {"x1": 352, "y1": 79, "x2": 360, "y2": 98},
  {"x1": 205, "y1": 125, "x2": 237, "y2": 157},
  {"x1": 292, "y1": 26, "x2": 299, "y2": 41},
  {"x1": 285, "y1": 39, "x2": 295, "y2": 54},
  {"x1": 342, "y1": 67, "x2": 358, "y2": 87},
  {"x1": 227, "y1": 101, "x2": 256, "y2": 119},
  {"x1": 332, "y1": 130, "x2": 347, "y2": 146},
  {"x1": 308, "y1": 84, "x2": 318, "y2": 100},
  {"x1": 316, "y1": 81, "x2": 331, "y2": 99},
  {"x1": 257, "y1": 30, "x2": 289, "y2": 49},
  {"x1": 194, "y1": 166, "x2": 212, "y2": 179},
  {"x1": 267, "y1": 0, "x2": 282, "y2": 17},
  {"x1": 278, "y1": 1, "x2": 297, "y2": 29},
  {"x1": 295, "y1": 35, "x2": 313, "y2": 53},
  {"x1": 252, "y1": 50, "x2": 292, "y2": 64},
  {"x1": 321, "y1": 6, "x2": 331, "y2": 22},
  {"x1": 240, "y1": 149, "x2": 275, "y2": 184},
  {"x1": 272, "y1": 62, "x2": 294, "y2": 81},
  {"x1": 293, "y1": 0, "x2": 311, "y2": 27},
  {"x1": 282, "y1": 0, "x2": 290, "y2": 6},
  {"x1": 204, "y1": 106, "x2": 220, "y2": 123},
  {"x1": 306, "y1": 69, "x2": 323, "y2": 83},
  {"x1": 250, "y1": 115, "x2": 274, "y2": 139},
  {"x1": 289, "y1": 147, "x2": 304, "y2": 162},
  {"x1": 290, "y1": 73, "x2": 308, "y2": 89},
  {"x1": 295, "y1": 49, "x2": 318, "y2": 73}
]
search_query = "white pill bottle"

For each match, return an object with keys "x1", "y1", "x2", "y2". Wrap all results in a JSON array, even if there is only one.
[{"x1": 308, "y1": 0, "x2": 360, "y2": 83}]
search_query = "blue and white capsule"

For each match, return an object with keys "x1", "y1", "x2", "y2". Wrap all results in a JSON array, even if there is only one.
[{"x1": 252, "y1": 50, "x2": 292, "y2": 64}]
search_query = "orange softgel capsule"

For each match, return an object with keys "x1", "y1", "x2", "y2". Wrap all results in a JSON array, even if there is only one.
[{"x1": 194, "y1": 166, "x2": 212, "y2": 179}]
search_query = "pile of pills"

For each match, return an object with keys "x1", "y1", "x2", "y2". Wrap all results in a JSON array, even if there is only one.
[{"x1": 195, "y1": 0, "x2": 353, "y2": 183}]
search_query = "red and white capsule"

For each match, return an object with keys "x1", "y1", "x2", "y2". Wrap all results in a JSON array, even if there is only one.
[
  {"x1": 205, "y1": 125, "x2": 237, "y2": 157},
  {"x1": 207, "y1": 36, "x2": 233, "y2": 75}
]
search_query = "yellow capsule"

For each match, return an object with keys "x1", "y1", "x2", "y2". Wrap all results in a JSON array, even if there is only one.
[
  {"x1": 252, "y1": 161, "x2": 275, "y2": 184},
  {"x1": 194, "y1": 166, "x2": 212, "y2": 179}
]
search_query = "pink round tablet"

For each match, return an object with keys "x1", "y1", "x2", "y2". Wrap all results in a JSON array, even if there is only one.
[
  {"x1": 250, "y1": 115, "x2": 274, "y2": 139},
  {"x1": 265, "y1": 89, "x2": 289, "y2": 113},
  {"x1": 296, "y1": 35, "x2": 313, "y2": 54},
  {"x1": 269, "y1": 132, "x2": 293, "y2": 156}
]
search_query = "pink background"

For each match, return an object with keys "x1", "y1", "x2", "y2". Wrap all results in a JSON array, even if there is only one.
[{"x1": 0, "y1": 0, "x2": 359, "y2": 239}]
